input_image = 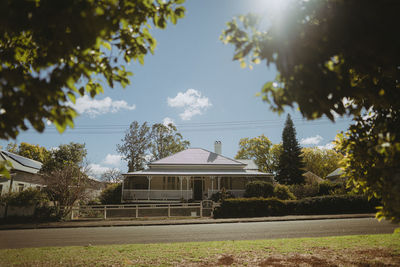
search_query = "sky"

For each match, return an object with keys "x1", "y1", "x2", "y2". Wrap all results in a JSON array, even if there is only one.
[{"x1": 0, "y1": 0, "x2": 352, "y2": 178}]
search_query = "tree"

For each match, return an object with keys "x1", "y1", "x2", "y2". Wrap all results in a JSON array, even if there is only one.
[
  {"x1": 301, "y1": 147, "x2": 343, "y2": 178},
  {"x1": 150, "y1": 123, "x2": 190, "y2": 160},
  {"x1": 43, "y1": 164, "x2": 89, "y2": 218},
  {"x1": 235, "y1": 135, "x2": 273, "y2": 173},
  {"x1": 41, "y1": 142, "x2": 87, "y2": 173},
  {"x1": 222, "y1": 1, "x2": 400, "y2": 221},
  {"x1": 0, "y1": 0, "x2": 185, "y2": 140},
  {"x1": 269, "y1": 143, "x2": 283, "y2": 173},
  {"x1": 276, "y1": 114, "x2": 304, "y2": 184},
  {"x1": 6, "y1": 142, "x2": 50, "y2": 163},
  {"x1": 100, "y1": 168, "x2": 123, "y2": 183},
  {"x1": 117, "y1": 121, "x2": 152, "y2": 172}
]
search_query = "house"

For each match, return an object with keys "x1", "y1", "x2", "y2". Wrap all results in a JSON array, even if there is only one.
[
  {"x1": 122, "y1": 141, "x2": 274, "y2": 202},
  {"x1": 0, "y1": 150, "x2": 46, "y2": 195},
  {"x1": 326, "y1": 167, "x2": 345, "y2": 182},
  {"x1": 303, "y1": 171, "x2": 325, "y2": 184}
]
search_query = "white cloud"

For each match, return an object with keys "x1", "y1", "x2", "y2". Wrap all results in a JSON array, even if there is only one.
[
  {"x1": 318, "y1": 142, "x2": 335, "y2": 150},
  {"x1": 88, "y1": 163, "x2": 113, "y2": 178},
  {"x1": 162, "y1": 117, "x2": 175, "y2": 127},
  {"x1": 69, "y1": 95, "x2": 136, "y2": 117},
  {"x1": 167, "y1": 89, "x2": 211, "y2": 120},
  {"x1": 300, "y1": 135, "x2": 323, "y2": 146},
  {"x1": 102, "y1": 154, "x2": 123, "y2": 167}
]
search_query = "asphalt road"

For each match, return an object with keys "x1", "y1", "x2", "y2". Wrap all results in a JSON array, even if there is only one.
[{"x1": 0, "y1": 218, "x2": 397, "y2": 249}]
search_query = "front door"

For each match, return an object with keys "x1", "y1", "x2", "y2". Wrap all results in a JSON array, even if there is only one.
[{"x1": 193, "y1": 178, "x2": 203, "y2": 200}]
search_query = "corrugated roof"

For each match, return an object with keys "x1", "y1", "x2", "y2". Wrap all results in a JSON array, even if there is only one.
[
  {"x1": 125, "y1": 169, "x2": 273, "y2": 177},
  {"x1": 149, "y1": 148, "x2": 246, "y2": 166},
  {"x1": 326, "y1": 168, "x2": 343, "y2": 178}
]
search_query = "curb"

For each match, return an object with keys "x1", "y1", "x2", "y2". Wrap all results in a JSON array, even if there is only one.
[{"x1": 0, "y1": 214, "x2": 375, "y2": 230}]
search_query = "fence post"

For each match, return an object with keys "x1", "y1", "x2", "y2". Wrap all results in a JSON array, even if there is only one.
[
  {"x1": 136, "y1": 205, "x2": 138, "y2": 218},
  {"x1": 168, "y1": 204, "x2": 171, "y2": 217},
  {"x1": 71, "y1": 207, "x2": 74, "y2": 220},
  {"x1": 200, "y1": 202, "x2": 203, "y2": 217},
  {"x1": 104, "y1": 206, "x2": 107, "y2": 220}
]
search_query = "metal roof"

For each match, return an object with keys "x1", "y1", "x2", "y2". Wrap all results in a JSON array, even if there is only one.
[
  {"x1": 149, "y1": 148, "x2": 246, "y2": 167},
  {"x1": 125, "y1": 169, "x2": 273, "y2": 177}
]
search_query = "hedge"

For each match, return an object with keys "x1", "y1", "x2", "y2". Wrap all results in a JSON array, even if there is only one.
[{"x1": 213, "y1": 195, "x2": 379, "y2": 219}]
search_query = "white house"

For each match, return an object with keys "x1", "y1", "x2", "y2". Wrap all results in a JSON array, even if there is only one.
[
  {"x1": 122, "y1": 142, "x2": 274, "y2": 202},
  {"x1": 0, "y1": 150, "x2": 45, "y2": 195}
]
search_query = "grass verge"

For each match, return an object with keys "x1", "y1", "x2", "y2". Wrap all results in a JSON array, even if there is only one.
[{"x1": 1, "y1": 234, "x2": 399, "y2": 266}]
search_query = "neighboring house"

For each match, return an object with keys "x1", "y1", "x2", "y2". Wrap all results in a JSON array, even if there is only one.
[
  {"x1": 0, "y1": 150, "x2": 45, "y2": 195},
  {"x1": 326, "y1": 168, "x2": 345, "y2": 183},
  {"x1": 303, "y1": 171, "x2": 325, "y2": 184},
  {"x1": 122, "y1": 142, "x2": 273, "y2": 202}
]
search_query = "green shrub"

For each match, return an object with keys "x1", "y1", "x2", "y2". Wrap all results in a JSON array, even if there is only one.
[
  {"x1": 274, "y1": 184, "x2": 296, "y2": 200},
  {"x1": 244, "y1": 181, "x2": 274, "y2": 198},
  {"x1": 2, "y1": 188, "x2": 48, "y2": 207},
  {"x1": 318, "y1": 181, "x2": 344, "y2": 196},
  {"x1": 213, "y1": 195, "x2": 378, "y2": 218},
  {"x1": 213, "y1": 197, "x2": 286, "y2": 218},
  {"x1": 210, "y1": 188, "x2": 235, "y2": 202},
  {"x1": 288, "y1": 183, "x2": 320, "y2": 199},
  {"x1": 99, "y1": 183, "x2": 122, "y2": 204}
]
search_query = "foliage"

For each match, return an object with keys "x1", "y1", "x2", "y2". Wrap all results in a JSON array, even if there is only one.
[
  {"x1": 288, "y1": 183, "x2": 320, "y2": 199},
  {"x1": 273, "y1": 184, "x2": 296, "y2": 200},
  {"x1": 336, "y1": 110, "x2": 400, "y2": 222},
  {"x1": 40, "y1": 142, "x2": 87, "y2": 173},
  {"x1": 318, "y1": 181, "x2": 344, "y2": 196},
  {"x1": 117, "y1": 121, "x2": 152, "y2": 172},
  {"x1": 269, "y1": 143, "x2": 283, "y2": 173},
  {"x1": 0, "y1": 0, "x2": 185, "y2": 140},
  {"x1": 213, "y1": 195, "x2": 378, "y2": 219},
  {"x1": 221, "y1": 0, "x2": 400, "y2": 222},
  {"x1": 210, "y1": 188, "x2": 235, "y2": 202},
  {"x1": 276, "y1": 114, "x2": 304, "y2": 184},
  {"x1": 6, "y1": 142, "x2": 50, "y2": 162},
  {"x1": 100, "y1": 168, "x2": 123, "y2": 183},
  {"x1": 99, "y1": 183, "x2": 122, "y2": 205},
  {"x1": 244, "y1": 181, "x2": 274, "y2": 198},
  {"x1": 43, "y1": 164, "x2": 89, "y2": 218},
  {"x1": 213, "y1": 197, "x2": 286, "y2": 218},
  {"x1": 235, "y1": 135, "x2": 273, "y2": 172},
  {"x1": 0, "y1": 188, "x2": 47, "y2": 207},
  {"x1": 117, "y1": 121, "x2": 190, "y2": 171},
  {"x1": 150, "y1": 123, "x2": 190, "y2": 160},
  {"x1": 301, "y1": 147, "x2": 343, "y2": 178}
]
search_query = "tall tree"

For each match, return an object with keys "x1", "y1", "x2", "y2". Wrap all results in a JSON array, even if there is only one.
[
  {"x1": 117, "y1": 121, "x2": 151, "y2": 172},
  {"x1": 301, "y1": 147, "x2": 343, "y2": 178},
  {"x1": 151, "y1": 123, "x2": 190, "y2": 160},
  {"x1": 221, "y1": 0, "x2": 400, "y2": 221},
  {"x1": 235, "y1": 135, "x2": 273, "y2": 173},
  {"x1": 41, "y1": 142, "x2": 87, "y2": 173},
  {"x1": 6, "y1": 142, "x2": 50, "y2": 163},
  {"x1": 269, "y1": 143, "x2": 283, "y2": 173},
  {"x1": 0, "y1": 0, "x2": 185, "y2": 140},
  {"x1": 276, "y1": 115, "x2": 304, "y2": 184}
]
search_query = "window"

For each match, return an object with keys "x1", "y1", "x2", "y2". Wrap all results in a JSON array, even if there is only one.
[
  {"x1": 17, "y1": 183, "x2": 24, "y2": 192},
  {"x1": 0, "y1": 184, "x2": 3, "y2": 195}
]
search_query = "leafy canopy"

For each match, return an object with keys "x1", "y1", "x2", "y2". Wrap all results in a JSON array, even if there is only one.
[
  {"x1": 0, "y1": 0, "x2": 185, "y2": 140},
  {"x1": 6, "y1": 142, "x2": 50, "y2": 163},
  {"x1": 235, "y1": 134, "x2": 274, "y2": 173},
  {"x1": 222, "y1": 0, "x2": 400, "y2": 221},
  {"x1": 151, "y1": 123, "x2": 190, "y2": 160},
  {"x1": 301, "y1": 147, "x2": 343, "y2": 178}
]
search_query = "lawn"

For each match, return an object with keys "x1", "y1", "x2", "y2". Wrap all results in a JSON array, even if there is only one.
[{"x1": 1, "y1": 234, "x2": 399, "y2": 266}]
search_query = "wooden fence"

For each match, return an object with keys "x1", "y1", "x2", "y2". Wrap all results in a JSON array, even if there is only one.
[{"x1": 65, "y1": 201, "x2": 216, "y2": 220}]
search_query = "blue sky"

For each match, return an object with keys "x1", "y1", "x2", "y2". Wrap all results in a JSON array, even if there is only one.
[{"x1": 0, "y1": 0, "x2": 352, "y2": 177}]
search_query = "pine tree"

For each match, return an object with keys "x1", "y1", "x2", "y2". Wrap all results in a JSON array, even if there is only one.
[{"x1": 276, "y1": 114, "x2": 305, "y2": 184}]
